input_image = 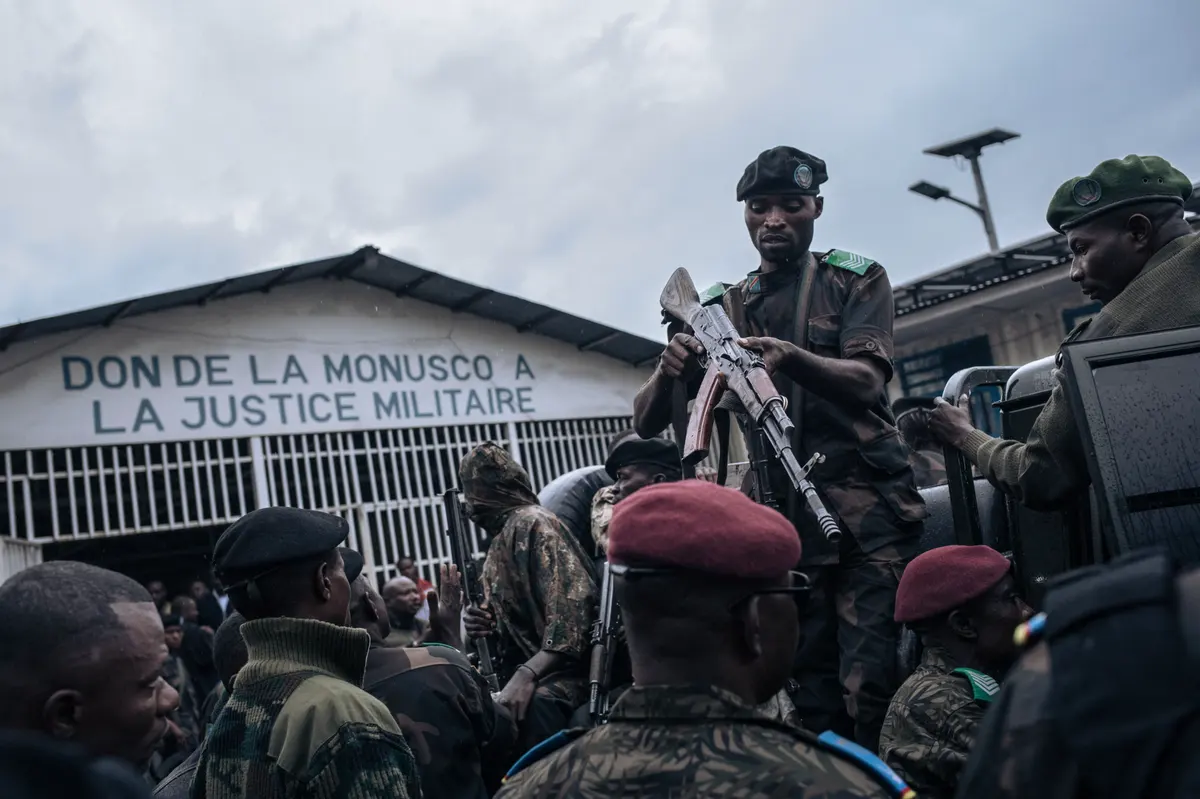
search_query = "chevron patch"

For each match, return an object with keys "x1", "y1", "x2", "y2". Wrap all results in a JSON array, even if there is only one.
[
  {"x1": 823, "y1": 249, "x2": 876, "y2": 275},
  {"x1": 953, "y1": 667, "x2": 1000, "y2": 702}
]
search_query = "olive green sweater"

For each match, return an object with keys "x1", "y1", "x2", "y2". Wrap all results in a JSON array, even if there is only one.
[{"x1": 189, "y1": 617, "x2": 421, "y2": 799}]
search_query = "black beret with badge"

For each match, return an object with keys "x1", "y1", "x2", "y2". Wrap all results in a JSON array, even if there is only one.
[
  {"x1": 1045, "y1": 154, "x2": 1193, "y2": 233},
  {"x1": 339, "y1": 547, "x2": 365, "y2": 584},
  {"x1": 213, "y1": 506, "x2": 349, "y2": 588},
  {"x1": 604, "y1": 437, "x2": 683, "y2": 480},
  {"x1": 736, "y1": 146, "x2": 829, "y2": 201}
]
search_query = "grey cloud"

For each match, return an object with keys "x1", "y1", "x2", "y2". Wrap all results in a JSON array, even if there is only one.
[{"x1": 1, "y1": 0, "x2": 1197, "y2": 340}]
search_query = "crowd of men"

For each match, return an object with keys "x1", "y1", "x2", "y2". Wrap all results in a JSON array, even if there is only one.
[{"x1": 0, "y1": 149, "x2": 1198, "y2": 798}]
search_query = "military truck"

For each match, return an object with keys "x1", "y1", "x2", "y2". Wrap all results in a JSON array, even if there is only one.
[{"x1": 919, "y1": 323, "x2": 1200, "y2": 608}]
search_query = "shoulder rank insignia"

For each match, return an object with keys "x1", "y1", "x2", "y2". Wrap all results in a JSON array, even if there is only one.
[
  {"x1": 503, "y1": 728, "x2": 587, "y2": 784},
  {"x1": 953, "y1": 666, "x2": 1001, "y2": 702},
  {"x1": 822, "y1": 249, "x2": 877, "y2": 275},
  {"x1": 699, "y1": 282, "x2": 729, "y2": 307},
  {"x1": 816, "y1": 731, "x2": 915, "y2": 799}
]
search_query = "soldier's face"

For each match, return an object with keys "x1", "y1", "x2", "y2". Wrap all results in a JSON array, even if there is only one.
[
  {"x1": 744, "y1": 195, "x2": 823, "y2": 264},
  {"x1": 969, "y1": 575, "x2": 1032, "y2": 672},
  {"x1": 163, "y1": 624, "x2": 183, "y2": 651},
  {"x1": 1066, "y1": 213, "x2": 1155, "y2": 304},
  {"x1": 613, "y1": 465, "x2": 663, "y2": 503}
]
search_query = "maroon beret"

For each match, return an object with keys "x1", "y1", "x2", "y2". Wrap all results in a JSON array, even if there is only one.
[
  {"x1": 608, "y1": 480, "x2": 800, "y2": 579},
  {"x1": 895, "y1": 545, "x2": 1012, "y2": 623}
]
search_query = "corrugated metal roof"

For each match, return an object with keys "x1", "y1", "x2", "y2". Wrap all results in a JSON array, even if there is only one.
[
  {"x1": 894, "y1": 181, "x2": 1200, "y2": 317},
  {"x1": 0, "y1": 247, "x2": 667, "y2": 368}
]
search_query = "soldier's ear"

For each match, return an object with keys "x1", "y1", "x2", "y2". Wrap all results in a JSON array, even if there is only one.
[
  {"x1": 43, "y1": 689, "x2": 83, "y2": 741},
  {"x1": 947, "y1": 609, "x2": 978, "y2": 640},
  {"x1": 812, "y1": 196, "x2": 824, "y2": 219}
]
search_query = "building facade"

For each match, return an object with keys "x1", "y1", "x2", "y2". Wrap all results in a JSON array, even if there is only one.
[{"x1": 0, "y1": 248, "x2": 667, "y2": 587}]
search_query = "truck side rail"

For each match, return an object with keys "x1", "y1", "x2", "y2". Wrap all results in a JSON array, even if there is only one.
[{"x1": 941, "y1": 366, "x2": 1020, "y2": 545}]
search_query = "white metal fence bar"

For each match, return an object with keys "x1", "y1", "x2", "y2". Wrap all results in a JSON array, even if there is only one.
[{"x1": 0, "y1": 440, "x2": 255, "y2": 542}]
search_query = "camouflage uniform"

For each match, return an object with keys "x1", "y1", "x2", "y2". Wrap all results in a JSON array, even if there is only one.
[
  {"x1": 589, "y1": 485, "x2": 617, "y2": 556},
  {"x1": 909, "y1": 448, "x2": 947, "y2": 489},
  {"x1": 364, "y1": 641, "x2": 518, "y2": 798},
  {"x1": 496, "y1": 684, "x2": 904, "y2": 798},
  {"x1": 189, "y1": 616, "x2": 421, "y2": 799},
  {"x1": 673, "y1": 251, "x2": 926, "y2": 749},
  {"x1": 459, "y1": 444, "x2": 600, "y2": 742},
  {"x1": 878, "y1": 647, "x2": 995, "y2": 799}
]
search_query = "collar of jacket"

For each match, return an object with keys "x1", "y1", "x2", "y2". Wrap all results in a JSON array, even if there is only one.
[
  {"x1": 238, "y1": 617, "x2": 371, "y2": 688},
  {"x1": 919, "y1": 645, "x2": 962, "y2": 674},
  {"x1": 608, "y1": 684, "x2": 766, "y2": 723}
]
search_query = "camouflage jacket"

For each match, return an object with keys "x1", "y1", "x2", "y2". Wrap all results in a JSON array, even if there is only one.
[
  {"x1": 668, "y1": 251, "x2": 926, "y2": 564},
  {"x1": 879, "y1": 646, "x2": 996, "y2": 799},
  {"x1": 188, "y1": 617, "x2": 422, "y2": 799},
  {"x1": 589, "y1": 485, "x2": 617, "y2": 556},
  {"x1": 497, "y1": 684, "x2": 906, "y2": 798},
  {"x1": 961, "y1": 231, "x2": 1200, "y2": 511},
  {"x1": 461, "y1": 443, "x2": 599, "y2": 706},
  {"x1": 363, "y1": 641, "x2": 519, "y2": 799}
]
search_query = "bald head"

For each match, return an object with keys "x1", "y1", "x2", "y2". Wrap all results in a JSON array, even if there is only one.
[{"x1": 381, "y1": 576, "x2": 422, "y2": 618}]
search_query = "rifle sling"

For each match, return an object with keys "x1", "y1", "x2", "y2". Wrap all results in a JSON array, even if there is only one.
[{"x1": 786, "y1": 253, "x2": 819, "y2": 521}]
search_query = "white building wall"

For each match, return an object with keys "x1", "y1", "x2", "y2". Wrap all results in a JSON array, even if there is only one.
[{"x1": 0, "y1": 281, "x2": 656, "y2": 586}]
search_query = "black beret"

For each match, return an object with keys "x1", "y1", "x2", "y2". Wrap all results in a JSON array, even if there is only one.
[
  {"x1": 340, "y1": 548, "x2": 364, "y2": 584},
  {"x1": 213, "y1": 507, "x2": 349, "y2": 587},
  {"x1": 737, "y1": 146, "x2": 828, "y2": 201},
  {"x1": 605, "y1": 437, "x2": 683, "y2": 480}
]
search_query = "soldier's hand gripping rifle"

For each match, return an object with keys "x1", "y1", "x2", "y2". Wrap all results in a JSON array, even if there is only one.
[
  {"x1": 659, "y1": 267, "x2": 842, "y2": 544},
  {"x1": 443, "y1": 488, "x2": 500, "y2": 692},
  {"x1": 588, "y1": 560, "x2": 620, "y2": 726}
]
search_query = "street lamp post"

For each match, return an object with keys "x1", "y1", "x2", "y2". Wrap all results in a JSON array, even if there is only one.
[{"x1": 908, "y1": 128, "x2": 1019, "y2": 253}]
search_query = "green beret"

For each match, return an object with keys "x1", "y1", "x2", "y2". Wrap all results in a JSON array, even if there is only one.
[
  {"x1": 604, "y1": 437, "x2": 682, "y2": 480},
  {"x1": 1046, "y1": 155, "x2": 1193, "y2": 233},
  {"x1": 737, "y1": 146, "x2": 828, "y2": 201},
  {"x1": 213, "y1": 507, "x2": 349, "y2": 587}
]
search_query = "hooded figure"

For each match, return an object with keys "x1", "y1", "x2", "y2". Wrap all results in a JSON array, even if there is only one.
[{"x1": 459, "y1": 443, "x2": 599, "y2": 753}]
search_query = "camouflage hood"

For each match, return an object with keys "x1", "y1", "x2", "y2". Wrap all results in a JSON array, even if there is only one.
[{"x1": 458, "y1": 442, "x2": 539, "y2": 533}]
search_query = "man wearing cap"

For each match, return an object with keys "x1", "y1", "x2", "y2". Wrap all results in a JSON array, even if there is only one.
[
  {"x1": 931, "y1": 155, "x2": 1200, "y2": 511},
  {"x1": 894, "y1": 398, "x2": 947, "y2": 489},
  {"x1": 496, "y1": 480, "x2": 913, "y2": 798},
  {"x1": 590, "y1": 435, "x2": 683, "y2": 557},
  {"x1": 458, "y1": 443, "x2": 599, "y2": 754},
  {"x1": 633, "y1": 145, "x2": 927, "y2": 750},
  {"x1": 878, "y1": 545, "x2": 1031, "y2": 799},
  {"x1": 191, "y1": 509, "x2": 422, "y2": 799}
]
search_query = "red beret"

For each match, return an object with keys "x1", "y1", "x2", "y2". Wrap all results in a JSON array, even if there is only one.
[
  {"x1": 607, "y1": 480, "x2": 800, "y2": 579},
  {"x1": 895, "y1": 545, "x2": 1012, "y2": 623}
]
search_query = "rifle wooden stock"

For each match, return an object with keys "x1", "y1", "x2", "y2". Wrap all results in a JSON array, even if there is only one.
[
  {"x1": 684, "y1": 365, "x2": 726, "y2": 465},
  {"x1": 659, "y1": 268, "x2": 704, "y2": 325}
]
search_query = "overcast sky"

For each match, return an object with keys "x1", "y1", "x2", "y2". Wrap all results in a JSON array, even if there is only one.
[{"x1": 3, "y1": 0, "x2": 1198, "y2": 341}]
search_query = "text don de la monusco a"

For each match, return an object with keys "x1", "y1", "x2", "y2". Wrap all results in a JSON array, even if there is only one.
[{"x1": 60, "y1": 352, "x2": 539, "y2": 436}]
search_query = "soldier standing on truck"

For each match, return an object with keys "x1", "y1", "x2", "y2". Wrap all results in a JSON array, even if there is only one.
[
  {"x1": 632, "y1": 146, "x2": 927, "y2": 751},
  {"x1": 930, "y1": 155, "x2": 1200, "y2": 511}
]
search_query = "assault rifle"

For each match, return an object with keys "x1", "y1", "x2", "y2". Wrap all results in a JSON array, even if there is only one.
[
  {"x1": 587, "y1": 560, "x2": 620, "y2": 725},
  {"x1": 443, "y1": 488, "x2": 500, "y2": 692},
  {"x1": 659, "y1": 267, "x2": 842, "y2": 544}
]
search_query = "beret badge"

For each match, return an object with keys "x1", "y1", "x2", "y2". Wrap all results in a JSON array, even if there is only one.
[
  {"x1": 1071, "y1": 178, "x2": 1102, "y2": 207},
  {"x1": 793, "y1": 163, "x2": 813, "y2": 190}
]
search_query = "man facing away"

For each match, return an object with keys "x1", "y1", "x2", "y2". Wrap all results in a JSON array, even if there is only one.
[
  {"x1": 0, "y1": 562, "x2": 180, "y2": 770},
  {"x1": 879, "y1": 545, "x2": 1032, "y2": 799},
  {"x1": 931, "y1": 155, "x2": 1200, "y2": 511},
  {"x1": 349, "y1": 560, "x2": 518, "y2": 798},
  {"x1": 633, "y1": 146, "x2": 926, "y2": 750},
  {"x1": 497, "y1": 480, "x2": 914, "y2": 798},
  {"x1": 189, "y1": 507, "x2": 422, "y2": 799}
]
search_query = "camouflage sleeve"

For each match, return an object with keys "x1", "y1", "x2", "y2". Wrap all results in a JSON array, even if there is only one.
[
  {"x1": 457, "y1": 657, "x2": 519, "y2": 779},
  {"x1": 880, "y1": 679, "x2": 986, "y2": 797},
  {"x1": 590, "y1": 486, "x2": 616, "y2": 557},
  {"x1": 959, "y1": 369, "x2": 1089, "y2": 511},
  {"x1": 840, "y1": 264, "x2": 896, "y2": 381},
  {"x1": 530, "y1": 518, "x2": 599, "y2": 658},
  {"x1": 304, "y1": 723, "x2": 423, "y2": 799}
]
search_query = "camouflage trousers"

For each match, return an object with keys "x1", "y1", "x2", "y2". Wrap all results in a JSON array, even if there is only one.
[{"x1": 790, "y1": 535, "x2": 918, "y2": 753}]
